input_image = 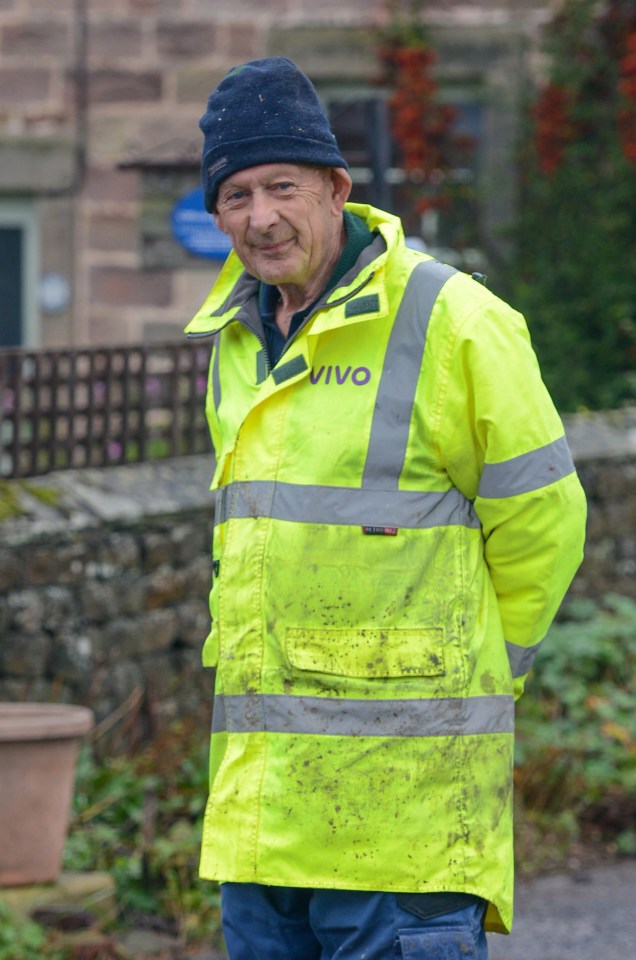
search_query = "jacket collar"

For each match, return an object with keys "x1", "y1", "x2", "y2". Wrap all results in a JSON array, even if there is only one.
[{"x1": 184, "y1": 204, "x2": 404, "y2": 339}]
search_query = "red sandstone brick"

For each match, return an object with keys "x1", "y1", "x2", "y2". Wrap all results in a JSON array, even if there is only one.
[
  {"x1": 157, "y1": 20, "x2": 217, "y2": 58},
  {"x1": 225, "y1": 23, "x2": 259, "y2": 60},
  {"x1": 90, "y1": 266, "x2": 172, "y2": 307},
  {"x1": 0, "y1": 67, "x2": 50, "y2": 102},
  {"x1": 87, "y1": 213, "x2": 139, "y2": 253},
  {"x1": 88, "y1": 21, "x2": 144, "y2": 58},
  {"x1": 176, "y1": 67, "x2": 225, "y2": 105},
  {"x1": 129, "y1": 0, "x2": 176, "y2": 12},
  {"x1": 1, "y1": 21, "x2": 71, "y2": 57},
  {"x1": 26, "y1": 0, "x2": 74, "y2": 9},
  {"x1": 85, "y1": 167, "x2": 140, "y2": 203},
  {"x1": 89, "y1": 69, "x2": 162, "y2": 104}
]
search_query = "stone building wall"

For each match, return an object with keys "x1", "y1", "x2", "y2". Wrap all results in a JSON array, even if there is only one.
[
  {"x1": 0, "y1": 410, "x2": 635, "y2": 741},
  {"x1": 0, "y1": 0, "x2": 552, "y2": 350}
]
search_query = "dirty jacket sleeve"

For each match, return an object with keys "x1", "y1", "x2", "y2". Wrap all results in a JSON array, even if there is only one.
[{"x1": 432, "y1": 286, "x2": 587, "y2": 699}]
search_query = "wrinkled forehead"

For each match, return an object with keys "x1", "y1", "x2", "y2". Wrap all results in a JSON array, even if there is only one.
[{"x1": 218, "y1": 161, "x2": 324, "y2": 193}]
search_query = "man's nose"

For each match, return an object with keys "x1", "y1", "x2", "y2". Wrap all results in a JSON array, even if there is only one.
[{"x1": 249, "y1": 189, "x2": 279, "y2": 231}]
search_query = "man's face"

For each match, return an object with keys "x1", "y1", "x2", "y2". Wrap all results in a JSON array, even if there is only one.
[{"x1": 214, "y1": 163, "x2": 351, "y2": 291}]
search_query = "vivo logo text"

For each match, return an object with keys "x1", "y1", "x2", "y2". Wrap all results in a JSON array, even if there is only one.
[{"x1": 309, "y1": 365, "x2": 371, "y2": 386}]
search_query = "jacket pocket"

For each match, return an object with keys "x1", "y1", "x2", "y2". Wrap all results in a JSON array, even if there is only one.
[{"x1": 286, "y1": 627, "x2": 445, "y2": 679}]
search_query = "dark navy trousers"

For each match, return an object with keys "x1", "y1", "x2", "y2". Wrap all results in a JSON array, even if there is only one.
[{"x1": 221, "y1": 883, "x2": 489, "y2": 959}]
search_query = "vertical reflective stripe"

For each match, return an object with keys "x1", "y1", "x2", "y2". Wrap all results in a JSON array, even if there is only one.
[
  {"x1": 215, "y1": 486, "x2": 228, "y2": 528},
  {"x1": 212, "y1": 337, "x2": 222, "y2": 411},
  {"x1": 362, "y1": 260, "x2": 456, "y2": 489}
]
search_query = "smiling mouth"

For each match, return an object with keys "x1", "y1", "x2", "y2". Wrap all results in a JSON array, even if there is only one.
[{"x1": 255, "y1": 238, "x2": 293, "y2": 255}]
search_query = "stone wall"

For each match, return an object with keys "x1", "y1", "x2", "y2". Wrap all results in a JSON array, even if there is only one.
[
  {"x1": 0, "y1": 457, "x2": 216, "y2": 744},
  {"x1": 1, "y1": 409, "x2": 635, "y2": 743},
  {"x1": 564, "y1": 409, "x2": 636, "y2": 601}
]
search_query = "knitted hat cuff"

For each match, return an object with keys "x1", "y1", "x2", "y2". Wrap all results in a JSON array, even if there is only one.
[
  {"x1": 202, "y1": 135, "x2": 347, "y2": 206},
  {"x1": 199, "y1": 57, "x2": 348, "y2": 212}
]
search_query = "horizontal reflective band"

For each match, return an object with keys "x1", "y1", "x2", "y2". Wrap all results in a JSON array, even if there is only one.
[
  {"x1": 478, "y1": 436, "x2": 575, "y2": 500},
  {"x1": 506, "y1": 638, "x2": 543, "y2": 679},
  {"x1": 216, "y1": 479, "x2": 480, "y2": 530},
  {"x1": 212, "y1": 693, "x2": 514, "y2": 738}
]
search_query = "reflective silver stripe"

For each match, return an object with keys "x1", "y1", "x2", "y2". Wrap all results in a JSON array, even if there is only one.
[
  {"x1": 215, "y1": 486, "x2": 227, "y2": 529},
  {"x1": 212, "y1": 337, "x2": 221, "y2": 411},
  {"x1": 363, "y1": 260, "x2": 456, "y2": 489},
  {"x1": 216, "y1": 479, "x2": 479, "y2": 530},
  {"x1": 212, "y1": 692, "x2": 514, "y2": 738},
  {"x1": 478, "y1": 436, "x2": 575, "y2": 500},
  {"x1": 506, "y1": 638, "x2": 544, "y2": 679}
]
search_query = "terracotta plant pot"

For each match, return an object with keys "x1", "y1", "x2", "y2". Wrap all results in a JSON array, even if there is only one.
[{"x1": 0, "y1": 703, "x2": 94, "y2": 887}]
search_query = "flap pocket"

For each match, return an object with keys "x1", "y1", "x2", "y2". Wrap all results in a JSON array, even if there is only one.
[
  {"x1": 397, "y1": 927, "x2": 478, "y2": 959},
  {"x1": 287, "y1": 627, "x2": 445, "y2": 679}
]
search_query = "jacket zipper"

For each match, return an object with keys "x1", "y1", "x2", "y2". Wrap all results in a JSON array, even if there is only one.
[
  {"x1": 187, "y1": 270, "x2": 377, "y2": 376},
  {"x1": 278, "y1": 270, "x2": 376, "y2": 362}
]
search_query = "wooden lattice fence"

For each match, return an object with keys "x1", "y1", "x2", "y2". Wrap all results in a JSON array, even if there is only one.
[{"x1": 0, "y1": 342, "x2": 212, "y2": 479}]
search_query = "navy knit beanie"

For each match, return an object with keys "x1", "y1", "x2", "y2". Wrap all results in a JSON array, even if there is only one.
[{"x1": 199, "y1": 57, "x2": 348, "y2": 212}]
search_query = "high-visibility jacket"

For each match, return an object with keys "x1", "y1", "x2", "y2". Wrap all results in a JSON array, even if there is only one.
[{"x1": 185, "y1": 203, "x2": 587, "y2": 934}]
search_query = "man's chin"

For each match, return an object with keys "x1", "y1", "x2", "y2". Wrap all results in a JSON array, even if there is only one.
[{"x1": 253, "y1": 262, "x2": 303, "y2": 287}]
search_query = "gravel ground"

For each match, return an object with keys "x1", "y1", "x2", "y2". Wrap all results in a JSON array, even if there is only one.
[{"x1": 488, "y1": 858, "x2": 636, "y2": 960}]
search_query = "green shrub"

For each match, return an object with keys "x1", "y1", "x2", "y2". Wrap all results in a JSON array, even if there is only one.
[
  {"x1": 64, "y1": 719, "x2": 221, "y2": 946},
  {"x1": 0, "y1": 902, "x2": 65, "y2": 960},
  {"x1": 515, "y1": 594, "x2": 636, "y2": 860},
  {"x1": 508, "y1": 0, "x2": 636, "y2": 412}
]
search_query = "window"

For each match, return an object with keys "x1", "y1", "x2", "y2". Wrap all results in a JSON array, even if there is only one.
[
  {"x1": 326, "y1": 90, "x2": 484, "y2": 265},
  {"x1": 0, "y1": 202, "x2": 39, "y2": 348}
]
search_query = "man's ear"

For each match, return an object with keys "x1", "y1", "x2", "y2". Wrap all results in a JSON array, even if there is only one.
[{"x1": 330, "y1": 167, "x2": 353, "y2": 215}]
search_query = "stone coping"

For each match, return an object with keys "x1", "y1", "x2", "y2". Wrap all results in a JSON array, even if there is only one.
[
  {"x1": 1, "y1": 454, "x2": 215, "y2": 544},
  {"x1": 1, "y1": 408, "x2": 635, "y2": 543},
  {"x1": 564, "y1": 407, "x2": 636, "y2": 462}
]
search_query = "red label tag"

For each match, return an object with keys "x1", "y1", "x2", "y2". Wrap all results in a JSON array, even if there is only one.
[{"x1": 362, "y1": 526, "x2": 398, "y2": 536}]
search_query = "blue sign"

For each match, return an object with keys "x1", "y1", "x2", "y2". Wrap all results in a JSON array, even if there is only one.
[{"x1": 171, "y1": 188, "x2": 233, "y2": 260}]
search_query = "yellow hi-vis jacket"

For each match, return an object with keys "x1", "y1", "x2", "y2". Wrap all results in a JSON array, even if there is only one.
[{"x1": 185, "y1": 203, "x2": 587, "y2": 934}]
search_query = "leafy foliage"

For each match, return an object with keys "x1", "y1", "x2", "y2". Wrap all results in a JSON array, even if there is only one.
[
  {"x1": 515, "y1": 594, "x2": 636, "y2": 864},
  {"x1": 0, "y1": 902, "x2": 65, "y2": 960},
  {"x1": 376, "y1": 0, "x2": 478, "y2": 247},
  {"x1": 509, "y1": 0, "x2": 636, "y2": 412},
  {"x1": 64, "y1": 718, "x2": 221, "y2": 947}
]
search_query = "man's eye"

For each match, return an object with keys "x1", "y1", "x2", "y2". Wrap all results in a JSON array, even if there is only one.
[
  {"x1": 221, "y1": 190, "x2": 247, "y2": 206},
  {"x1": 273, "y1": 182, "x2": 293, "y2": 192}
]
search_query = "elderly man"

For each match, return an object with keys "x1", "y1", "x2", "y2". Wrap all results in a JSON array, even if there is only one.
[{"x1": 185, "y1": 57, "x2": 586, "y2": 960}]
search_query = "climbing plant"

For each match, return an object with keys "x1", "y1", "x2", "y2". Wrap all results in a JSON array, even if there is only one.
[
  {"x1": 376, "y1": 0, "x2": 477, "y2": 247},
  {"x1": 510, "y1": 0, "x2": 636, "y2": 412}
]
